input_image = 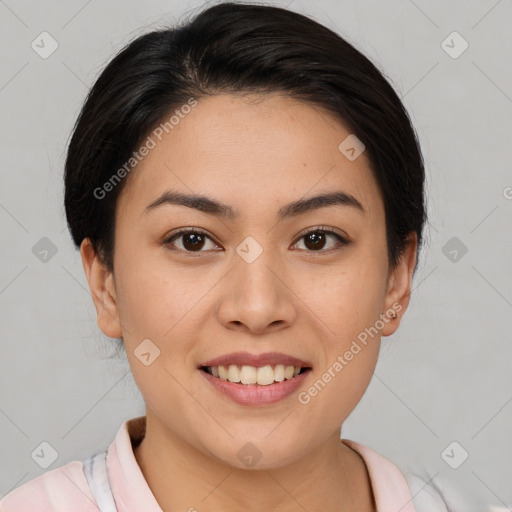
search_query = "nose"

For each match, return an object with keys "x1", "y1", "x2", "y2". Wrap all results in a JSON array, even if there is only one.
[{"x1": 216, "y1": 245, "x2": 297, "y2": 335}]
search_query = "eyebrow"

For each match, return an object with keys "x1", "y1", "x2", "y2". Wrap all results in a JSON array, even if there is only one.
[{"x1": 144, "y1": 189, "x2": 365, "y2": 220}]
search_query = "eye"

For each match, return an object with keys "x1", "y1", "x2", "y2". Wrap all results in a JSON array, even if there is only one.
[
  {"x1": 163, "y1": 229, "x2": 221, "y2": 253},
  {"x1": 162, "y1": 226, "x2": 349, "y2": 254},
  {"x1": 292, "y1": 226, "x2": 349, "y2": 252}
]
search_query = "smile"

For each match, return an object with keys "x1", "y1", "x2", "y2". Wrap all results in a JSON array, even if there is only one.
[{"x1": 201, "y1": 364, "x2": 312, "y2": 386}]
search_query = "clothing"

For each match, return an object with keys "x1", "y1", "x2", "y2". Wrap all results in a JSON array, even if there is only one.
[{"x1": 0, "y1": 415, "x2": 447, "y2": 511}]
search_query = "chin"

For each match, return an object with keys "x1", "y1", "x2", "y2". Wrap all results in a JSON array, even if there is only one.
[{"x1": 205, "y1": 434, "x2": 309, "y2": 471}]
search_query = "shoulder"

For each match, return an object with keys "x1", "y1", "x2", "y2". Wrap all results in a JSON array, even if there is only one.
[
  {"x1": 402, "y1": 472, "x2": 450, "y2": 512},
  {"x1": 0, "y1": 460, "x2": 98, "y2": 512},
  {"x1": 342, "y1": 439, "x2": 449, "y2": 512}
]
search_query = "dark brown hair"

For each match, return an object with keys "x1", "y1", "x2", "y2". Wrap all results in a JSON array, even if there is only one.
[{"x1": 64, "y1": 1, "x2": 427, "y2": 273}]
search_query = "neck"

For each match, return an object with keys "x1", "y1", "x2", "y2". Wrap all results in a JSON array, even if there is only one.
[{"x1": 133, "y1": 410, "x2": 375, "y2": 512}]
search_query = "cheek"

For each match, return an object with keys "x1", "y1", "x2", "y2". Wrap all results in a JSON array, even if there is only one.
[
  {"x1": 113, "y1": 247, "x2": 223, "y2": 366},
  {"x1": 112, "y1": 247, "x2": 184, "y2": 342},
  {"x1": 297, "y1": 268, "x2": 383, "y2": 423},
  {"x1": 295, "y1": 253, "x2": 387, "y2": 338},
  {"x1": 112, "y1": 259, "x2": 204, "y2": 404},
  {"x1": 293, "y1": 254, "x2": 386, "y2": 400}
]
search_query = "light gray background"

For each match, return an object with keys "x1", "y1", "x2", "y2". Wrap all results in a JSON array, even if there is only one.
[{"x1": 1, "y1": 0, "x2": 511, "y2": 510}]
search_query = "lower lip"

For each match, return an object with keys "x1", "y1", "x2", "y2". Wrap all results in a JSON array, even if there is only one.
[{"x1": 199, "y1": 369, "x2": 311, "y2": 405}]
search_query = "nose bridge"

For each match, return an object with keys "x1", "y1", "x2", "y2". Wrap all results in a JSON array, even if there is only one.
[
  {"x1": 218, "y1": 234, "x2": 295, "y2": 331},
  {"x1": 233, "y1": 234, "x2": 281, "y2": 298}
]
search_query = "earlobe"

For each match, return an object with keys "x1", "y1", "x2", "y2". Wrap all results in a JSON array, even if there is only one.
[
  {"x1": 381, "y1": 232, "x2": 418, "y2": 337},
  {"x1": 80, "y1": 239, "x2": 123, "y2": 339}
]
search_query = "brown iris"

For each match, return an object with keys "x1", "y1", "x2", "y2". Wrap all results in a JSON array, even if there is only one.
[
  {"x1": 303, "y1": 231, "x2": 327, "y2": 251},
  {"x1": 182, "y1": 232, "x2": 206, "y2": 251}
]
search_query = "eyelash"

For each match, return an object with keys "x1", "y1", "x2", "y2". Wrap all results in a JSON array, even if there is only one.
[{"x1": 162, "y1": 225, "x2": 350, "y2": 255}]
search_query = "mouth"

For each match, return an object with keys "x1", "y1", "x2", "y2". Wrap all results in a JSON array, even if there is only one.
[
  {"x1": 199, "y1": 364, "x2": 312, "y2": 386},
  {"x1": 198, "y1": 352, "x2": 313, "y2": 405}
]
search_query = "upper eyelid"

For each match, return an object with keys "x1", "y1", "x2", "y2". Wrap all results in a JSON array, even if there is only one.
[
  {"x1": 294, "y1": 225, "x2": 348, "y2": 241},
  {"x1": 164, "y1": 227, "x2": 219, "y2": 244}
]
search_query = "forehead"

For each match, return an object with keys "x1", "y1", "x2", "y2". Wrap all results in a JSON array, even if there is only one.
[{"x1": 117, "y1": 93, "x2": 384, "y2": 222}]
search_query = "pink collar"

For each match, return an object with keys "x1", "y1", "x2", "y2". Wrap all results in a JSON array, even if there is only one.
[{"x1": 106, "y1": 416, "x2": 415, "y2": 512}]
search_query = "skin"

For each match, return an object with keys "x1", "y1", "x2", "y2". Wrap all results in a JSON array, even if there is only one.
[{"x1": 81, "y1": 93, "x2": 417, "y2": 512}]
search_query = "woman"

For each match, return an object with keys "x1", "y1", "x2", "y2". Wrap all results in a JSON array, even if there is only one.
[{"x1": 1, "y1": 2, "x2": 450, "y2": 510}]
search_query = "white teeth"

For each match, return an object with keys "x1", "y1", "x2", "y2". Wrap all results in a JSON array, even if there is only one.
[
  {"x1": 206, "y1": 364, "x2": 306, "y2": 385},
  {"x1": 218, "y1": 365, "x2": 229, "y2": 380},
  {"x1": 284, "y1": 365, "x2": 295, "y2": 380},
  {"x1": 274, "y1": 364, "x2": 285, "y2": 382},
  {"x1": 256, "y1": 365, "x2": 274, "y2": 386},
  {"x1": 240, "y1": 365, "x2": 257, "y2": 384},
  {"x1": 227, "y1": 364, "x2": 240, "y2": 383}
]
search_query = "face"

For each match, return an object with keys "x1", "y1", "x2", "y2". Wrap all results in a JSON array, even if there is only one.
[{"x1": 82, "y1": 93, "x2": 416, "y2": 469}]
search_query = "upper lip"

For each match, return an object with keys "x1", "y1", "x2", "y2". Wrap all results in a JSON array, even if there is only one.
[{"x1": 199, "y1": 351, "x2": 312, "y2": 369}]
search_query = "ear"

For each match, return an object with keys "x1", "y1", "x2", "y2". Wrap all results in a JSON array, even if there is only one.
[
  {"x1": 80, "y1": 238, "x2": 123, "y2": 339},
  {"x1": 381, "y1": 232, "x2": 418, "y2": 337}
]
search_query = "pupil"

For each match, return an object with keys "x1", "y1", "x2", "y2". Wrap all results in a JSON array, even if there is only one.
[
  {"x1": 183, "y1": 233, "x2": 204, "y2": 251},
  {"x1": 305, "y1": 231, "x2": 325, "y2": 250}
]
